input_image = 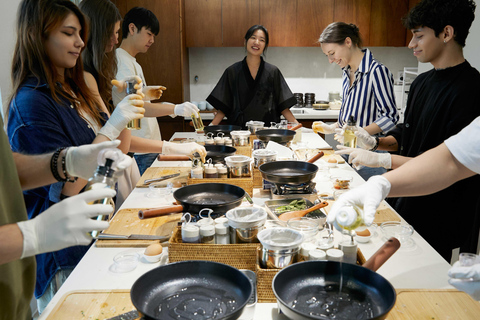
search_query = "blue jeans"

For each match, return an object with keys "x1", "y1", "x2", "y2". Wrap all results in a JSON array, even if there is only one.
[
  {"x1": 134, "y1": 153, "x2": 158, "y2": 176},
  {"x1": 341, "y1": 150, "x2": 387, "y2": 181}
]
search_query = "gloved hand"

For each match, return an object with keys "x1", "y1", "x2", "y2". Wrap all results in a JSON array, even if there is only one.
[
  {"x1": 17, "y1": 189, "x2": 115, "y2": 258},
  {"x1": 98, "y1": 94, "x2": 145, "y2": 140},
  {"x1": 335, "y1": 145, "x2": 392, "y2": 169},
  {"x1": 313, "y1": 121, "x2": 337, "y2": 134},
  {"x1": 327, "y1": 175, "x2": 391, "y2": 229},
  {"x1": 111, "y1": 75, "x2": 142, "y2": 93},
  {"x1": 137, "y1": 85, "x2": 167, "y2": 101},
  {"x1": 65, "y1": 140, "x2": 133, "y2": 180},
  {"x1": 334, "y1": 128, "x2": 345, "y2": 144},
  {"x1": 162, "y1": 141, "x2": 207, "y2": 162},
  {"x1": 448, "y1": 261, "x2": 480, "y2": 300},
  {"x1": 174, "y1": 102, "x2": 200, "y2": 118},
  {"x1": 355, "y1": 127, "x2": 377, "y2": 150}
]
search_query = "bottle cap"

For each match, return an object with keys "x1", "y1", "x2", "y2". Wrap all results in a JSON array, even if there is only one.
[
  {"x1": 300, "y1": 242, "x2": 316, "y2": 256},
  {"x1": 200, "y1": 225, "x2": 215, "y2": 236},
  {"x1": 326, "y1": 248, "x2": 344, "y2": 261},
  {"x1": 214, "y1": 217, "x2": 228, "y2": 225},
  {"x1": 205, "y1": 165, "x2": 217, "y2": 174},
  {"x1": 309, "y1": 249, "x2": 327, "y2": 260},
  {"x1": 336, "y1": 206, "x2": 357, "y2": 228},
  {"x1": 215, "y1": 224, "x2": 228, "y2": 235},
  {"x1": 347, "y1": 115, "x2": 356, "y2": 126},
  {"x1": 182, "y1": 225, "x2": 199, "y2": 238}
]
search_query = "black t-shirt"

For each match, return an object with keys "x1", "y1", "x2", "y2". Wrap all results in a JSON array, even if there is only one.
[
  {"x1": 388, "y1": 61, "x2": 480, "y2": 261},
  {"x1": 207, "y1": 57, "x2": 296, "y2": 128}
]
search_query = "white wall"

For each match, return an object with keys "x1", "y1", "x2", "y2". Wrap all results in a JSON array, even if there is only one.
[
  {"x1": 189, "y1": 46, "x2": 418, "y2": 102},
  {"x1": 0, "y1": 0, "x2": 21, "y2": 119}
]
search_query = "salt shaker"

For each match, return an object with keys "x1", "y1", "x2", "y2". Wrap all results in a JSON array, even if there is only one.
[
  {"x1": 326, "y1": 249, "x2": 344, "y2": 262},
  {"x1": 309, "y1": 249, "x2": 327, "y2": 261},
  {"x1": 215, "y1": 224, "x2": 229, "y2": 244},
  {"x1": 205, "y1": 163, "x2": 218, "y2": 178},
  {"x1": 299, "y1": 242, "x2": 316, "y2": 261}
]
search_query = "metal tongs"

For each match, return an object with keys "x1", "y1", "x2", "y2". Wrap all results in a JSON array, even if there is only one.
[{"x1": 143, "y1": 173, "x2": 180, "y2": 185}]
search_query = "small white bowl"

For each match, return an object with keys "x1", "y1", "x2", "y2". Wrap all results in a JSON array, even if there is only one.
[{"x1": 143, "y1": 252, "x2": 163, "y2": 263}]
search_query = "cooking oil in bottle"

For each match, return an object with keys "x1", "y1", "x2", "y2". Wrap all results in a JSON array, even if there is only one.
[
  {"x1": 125, "y1": 79, "x2": 141, "y2": 130},
  {"x1": 335, "y1": 205, "x2": 364, "y2": 231},
  {"x1": 343, "y1": 116, "x2": 357, "y2": 148},
  {"x1": 191, "y1": 112, "x2": 204, "y2": 132}
]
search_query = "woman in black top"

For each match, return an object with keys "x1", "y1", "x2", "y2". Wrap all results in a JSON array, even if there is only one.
[{"x1": 207, "y1": 25, "x2": 298, "y2": 128}]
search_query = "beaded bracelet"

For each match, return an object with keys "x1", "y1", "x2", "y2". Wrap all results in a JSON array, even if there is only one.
[
  {"x1": 50, "y1": 147, "x2": 77, "y2": 183},
  {"x1": 370, "y1": 136, "x2": 380, "y2": 152},
  {"x1": 62, "y1": 147, "x2": 77, "y2": 183}
]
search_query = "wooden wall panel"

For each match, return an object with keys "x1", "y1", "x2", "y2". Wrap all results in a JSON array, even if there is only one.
[
  {"x1": 184, "y1": 0, "x2": 222, "y2": 47},
  {"x1": 334, "y1": 0, "x2": 372, "y2": 46},
  {"x1": 369, "y1": 0, "x2": 408, "y2": 47},
  {"x1": 222, "y1": 0, "x2": 260, "y2": 47},
  {"x1": 296, "y1": 0, "x2": 334, "y2": 47},
  {"x1": 259, "y1": 0, "x2": 297, "y2": 47}
]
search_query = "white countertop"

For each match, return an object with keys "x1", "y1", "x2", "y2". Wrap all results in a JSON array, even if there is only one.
[
  {"x1": 38, "y1": 132, "x2": 452, "y2": 320},
  {"x1": 188, "y1": 108, "x2": 340, "y2": 121}
]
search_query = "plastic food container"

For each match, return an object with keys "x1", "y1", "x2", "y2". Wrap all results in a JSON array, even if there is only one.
[
  {"x1": 257, "y1": 228, "x2": 304, "y2": 269},
  {"x1": 331, "y1": 175, "x2": 353, "y2": 190},
  {"x1": 112, "y1": 252, "x2": 140, "y2": 273},
  {"x1": 380, "y1": 221, "x2": 414, "y2": 245},
  {"x1": 230, "y1": 130, "x2": 251, "y2": 146},
  {"x1": 252, "y1": 149, "x2": 277, "y2": 168},
  {"x1": 225, "y1": 155, "x2": 252, "y2": 178},
  {"x1": 286, "y1": 217, "x2": 318, "y2": 243}
]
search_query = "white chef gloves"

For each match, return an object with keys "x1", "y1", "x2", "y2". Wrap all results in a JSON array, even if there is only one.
[
  {"x1": 334, "y1": 126, "x2": 377, "y2": 150},
  {"x1": 138, "y1": 85, "x2": 167, "y2": 101},
  {"x1": 174, "y1": 102, "x2": 200, "y2": 118},
  {"x1": 98, "y1": 94, "x2": 145, "y2": 140},
  {"x1": 336, "y1": 146, "x2": 392, "y2": 169},
  {"x1": 327, "y1": 175, "x2": 392, "y2": 229},
  {"x1": 111, "y1": 76, "x2": 143, "y2": 93},
  {"x1": 162, "y1": 141, "x2": 207, "y2": 161},
  {"x1": 312, "y1": 121, "x2": 337, "y2": 134},
  {"x1": 65, "y1": 140, "x2": 133, "y2": 180},
  {"x1": 449, "y1": 261, "x2": 480, "y2": 300},
  {"x1": 17, "y1": 189, "x2": 115, "y2": 258}
]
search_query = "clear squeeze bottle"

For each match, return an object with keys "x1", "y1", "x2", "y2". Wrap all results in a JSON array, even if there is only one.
[{"x1": 343, "y1": 116, "x2": 357, "y2": 148}]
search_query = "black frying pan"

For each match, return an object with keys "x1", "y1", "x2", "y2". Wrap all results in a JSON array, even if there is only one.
[
  {"x1": 259, "y1": 161, "x2": 318, "y2": 185},
  {"x1": 204, "y1": 125, "x2": 242, "y2": 137},
  {"x1": 205, "y1": 145, "x2": 237, "y2": 163},
  {"x1": 131, "y1": 261, "x2": 252, "y2": 320},
  {"x1": 139, "y1": 183, "x2": 245, "y2": 219},
  {"x1": 255, "y1": 129, "x2": 296, "y2": 145},
  {"x1": 273, "y1": 238, "x2": 400, "y2": 320}
]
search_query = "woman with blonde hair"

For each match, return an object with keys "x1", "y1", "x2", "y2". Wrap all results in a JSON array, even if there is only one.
[{"x1": 7, "y1": 0, "x2": 143, "y2": 311}]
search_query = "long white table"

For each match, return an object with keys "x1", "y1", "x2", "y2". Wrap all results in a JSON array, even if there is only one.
[{"x1": 38, "y1": 132, "x2": 452, "y2": 320}]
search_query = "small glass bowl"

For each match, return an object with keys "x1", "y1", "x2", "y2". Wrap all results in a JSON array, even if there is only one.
[
  {"x1": 112, "y1": 252, "x2": 140, "y2": 273},
  {"x1": 331, "y1": 175, "x2": 353, "y2": 190},
  {"x1": 287, "y1": 217, "x2": 318, "y2": 242},
  {"x1": 380, "y1": 221, "x2": 414, "y2": 244}
]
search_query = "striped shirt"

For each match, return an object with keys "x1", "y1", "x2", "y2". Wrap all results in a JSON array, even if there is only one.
[{"x1": 339, "y1": 49, "x2": 398, "y2": 133}]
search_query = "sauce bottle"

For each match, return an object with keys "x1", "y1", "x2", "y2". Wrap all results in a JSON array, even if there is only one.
[{"x1": 343, "y1": 115, "x2": 357, "y2": 148}]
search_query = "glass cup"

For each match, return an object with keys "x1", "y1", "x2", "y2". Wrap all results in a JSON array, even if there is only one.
[{"x1": 191, "y1": 112, "x2": 205, "y2": 132}]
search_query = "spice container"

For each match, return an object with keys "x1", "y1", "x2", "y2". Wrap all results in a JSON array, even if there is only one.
[
  {"x1": 215, "y1": 224, "x2": 229, "y2": 244},
  {"x1": 205, "y1": 132, "x2": 215, "y2": 145},
  {"x1": 200, "y1": 225, "x2": 215, "y2": 244},
  {"x1": 309, "y1": 249, "x2": 327, "y2": 261},
  {"x1": 339, "y1": 233, "x2": 357, "y2": 264},
  {"x1": 217, "y1": 165, "x2": 228, "y2": 178},
  {"x1": 252, "y1": 149, "x2": 277, "y2": 168},
  {"x1": 326, "y1": 248, "x2": 344, "y2": 262},
  {"x1": 304, "y1": 93, "x2": 315, "y2": 108},
  {"x1": 204, "y1": 163, "x2": 218, "y2": 178},
  {"x1": 225, "y1": 155, "x2": 252, "y2": 178},
  {"x1": 230, "y1": 130, "x2": 251, "y2": 146},
  {"x1": 299, "y1": 242, "x2": 316, "y2": 262},
  {"x1": 224, "y1": 137, "x2": 233, "y2": 146},
  {"x1": 182, "y1": 224, "x2": 200, "y2": 243},
  {"x1": 191, "y1": 154, "x2": 204, "y2": 179}
]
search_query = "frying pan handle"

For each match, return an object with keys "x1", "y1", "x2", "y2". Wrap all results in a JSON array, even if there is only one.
[
  {"x1": 307, "y1": 151, "x2": 324, "y2": 163},
  {"x1": 157, "y1": 155, "x2": 191, "y2": 161},
  {"x1": 138, "y1": 205, "x2": 184, "y2": 219},
  {"x1": 362, "y1": 237, "x2": 400, "y2": 272},
  {"x1": 290, "y1": 123, "x2": 303, "y2": 131}
]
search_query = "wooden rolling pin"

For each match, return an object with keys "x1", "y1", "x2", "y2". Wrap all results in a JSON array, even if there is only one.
[
  {"x1": 157, "y1": 154, "x2": 190, "y2": 161},
  {"x1": 307, "y1": 151, "x2": 324, "y2": 163},
  {"x1": 290, "y1": 123, "x2": 303, "y2": 131},
  {"x1": 362, "y1": 237, "x2": 401, "y2": 271},
  {"x1": 138, "y1": 205, "x2": 184, "y2": 219}
]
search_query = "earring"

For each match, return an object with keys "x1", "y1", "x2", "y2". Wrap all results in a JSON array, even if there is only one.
[{"x1": 444, "y1": 40, "x2": 447, "y2": 44}]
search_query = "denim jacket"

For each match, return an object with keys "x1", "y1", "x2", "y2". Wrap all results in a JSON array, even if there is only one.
[{"x1": 7, "y1": 77, "x2": 100, "y2": 298}]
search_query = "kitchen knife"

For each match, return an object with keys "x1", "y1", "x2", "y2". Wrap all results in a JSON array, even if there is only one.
[
  {"x1": 143, "y1": 173, "x2": 180, "y2": 185},
  {"x1": 96, "y1": 233, "x2": 170, "y2": 241},
  {"x1": 105, "y1": 310, "x2": 139, "y2": 320}
]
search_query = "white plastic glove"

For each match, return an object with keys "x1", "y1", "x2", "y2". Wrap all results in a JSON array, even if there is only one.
[
  {"x1": 98, "y1": 94, "x2": 145, "y2": 140},
  {"x1": 448, "y1": 261, "x2": 480, "y2": 300},
  {"x1": 335, "y1": 145, "x2": 392, "y2": 169},
  {"x1": 137, "y1": 85, "x2": 167, "y2": 101},
  {"x1": 111, "y1": 76, "x2": 143, "y2": 93},
  {"x1": 334, "y1": 128, "x2": 345, "y2": 144},
  {"x1": 355, "y1": 127, "x2": 377, "y2": 150},
  {"x1": 313, "y1": 121, "x2": 337, "y2": 134},
  {"x1": 327, "y1": 175, "x2": 391, "y2": 229},
  {"x1": 65, "y1": 140, "x2": 133, "y2": 180},
  {"x1": 174, "y1": 102, "x2": 200, "y2": 118},
  {"x1": 162, "y1": 141, "x2": 207, "y2": 161},
  {"x1": 17, "y1": 189, "x2": 115, "y2": 258}
]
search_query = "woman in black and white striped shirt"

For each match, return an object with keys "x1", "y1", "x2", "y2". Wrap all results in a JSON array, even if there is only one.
[{"x1": 315, "y1": 22, "x2": 399, "y2": 179}]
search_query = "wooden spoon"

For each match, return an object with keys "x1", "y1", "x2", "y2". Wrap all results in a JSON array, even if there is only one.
[{"x1": 278, "y1": 200, "x2": 329, "y2": 222}]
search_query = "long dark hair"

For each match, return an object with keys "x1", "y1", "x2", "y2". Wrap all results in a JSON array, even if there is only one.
[
  {"x1": 9, "y1": 0, "x2": 103, "y2": 126},
  {"x1": 80, "y1": 0, "x2": 122, "y2": 112},
  {"x1": 244, "y1": 25, "x2": 269, "y2": 56},
  {"x1": 319, "y1": 22, "x2": 363, "y2": 48}
]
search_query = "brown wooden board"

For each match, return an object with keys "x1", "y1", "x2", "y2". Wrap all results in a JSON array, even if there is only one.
[
  {"x1": 388, "y1": 289, "x2": 480, "y2": 319},
  {"x1": 95, "y1": 209, "x2": 181, "y2": 248},
  {"x1": 45, "y1": 290, "x2": 134, "y2": 320},
  {"x1": 136, "y1": 167, "x2": 190, "y2": 188}
]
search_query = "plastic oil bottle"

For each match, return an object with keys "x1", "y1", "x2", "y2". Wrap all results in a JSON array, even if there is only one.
[
  {"x1": 343, "y1": 116, "x2": 357, "y2": 148},
  {"x1": 334, "y1": 205, "x2": 364, "y2": 231}
]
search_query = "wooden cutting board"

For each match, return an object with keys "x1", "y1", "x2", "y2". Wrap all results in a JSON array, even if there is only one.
[
  {"x1": 95, "y1": 209, "x2": 181, "y2": 248},
  {"x1": 322, "y1": 200, "x2": 401, "y2": 224},
  {"x1": 46, "y1": 290, "x2": 135, "y2": 320},
  {"x1": 388, "y1": 289, "x2": 480, "y2": 319},
  {"x1": 136, "y1": 167, "x2": 190, "y2": 188}
]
